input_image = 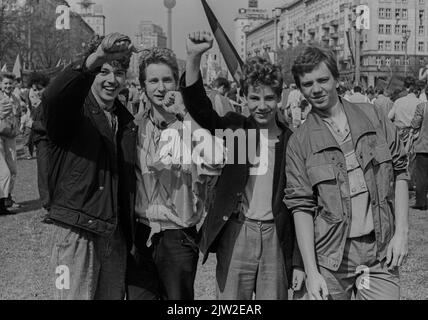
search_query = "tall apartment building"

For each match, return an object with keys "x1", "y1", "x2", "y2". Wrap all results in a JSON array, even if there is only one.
[
  {"x1": 130, "y1": 21, "x2": 168, "y2": 79},
  {"x1": 245, "y1": 0, "x2": 428, "y2": 87},
  {"x1": 234, "y1": 0, "x2": 269, "y2": 61}
]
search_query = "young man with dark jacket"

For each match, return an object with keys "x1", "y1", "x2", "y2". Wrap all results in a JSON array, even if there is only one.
[
  {"x1": 43, "y1": 33, "x2": 138, "y2": 300},
  {"x1": 181, "y1": 31, "x2": 304, "y2": 300}
]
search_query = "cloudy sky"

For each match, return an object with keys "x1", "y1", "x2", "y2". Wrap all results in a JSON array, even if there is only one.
[{"x1": 91, "y1": 0, "x2": 287, "y2": 58}]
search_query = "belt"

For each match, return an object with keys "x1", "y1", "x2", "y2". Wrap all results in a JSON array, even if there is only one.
[{"x1": 231, "y1": 211, "x2": 275, "y2": 224}]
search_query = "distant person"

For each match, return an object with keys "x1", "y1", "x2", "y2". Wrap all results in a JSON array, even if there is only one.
[
  {"x1": 410, "y1": 100, "x2": 428, "y2": 210},
  {"x1": 347, "y1": 85, "x2": 369, "y2": 103},
  {"x1": 208, "y1": 77, "x2": 235, "y2": 116},
  {"x1": 20, "y1": 105, "x2": 34, "y2": 159},
  {"x1": 373, "y1": 88, "x2": 394, "y2": 116},
  {"x1": 128, "y1": 81, "x2": 140, "y2": 115},
  {"x1": 389, "y1": 85, "x2": 421, "y2": 146},
  {"x1": 29, "y1": 72, "x2": 51, "y2": 210},
  {"x1": 0, "y1": 73, "x2": 21, "y2": 213}
]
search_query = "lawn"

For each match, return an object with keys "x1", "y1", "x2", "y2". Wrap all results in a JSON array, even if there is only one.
[{"x1": 0, "y1": 153, "x2": 426, "y2": 300}]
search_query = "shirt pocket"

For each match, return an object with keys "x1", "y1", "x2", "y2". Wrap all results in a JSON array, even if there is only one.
[{"x1": 308, "y1": 164, "x2": 343, "y2": 223}]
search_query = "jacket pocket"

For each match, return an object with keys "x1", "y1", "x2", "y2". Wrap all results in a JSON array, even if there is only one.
[{"x1": 308, "y1": 164, "x2": 343, "y2": 223}]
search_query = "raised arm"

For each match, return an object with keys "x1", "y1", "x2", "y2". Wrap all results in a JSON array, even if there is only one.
[
  {"x1": 180, "y1": 31, "x2": 233, "y2": 134},
  {"x1": 44, "y1": 33, "x2": 135, "y2": 144}
]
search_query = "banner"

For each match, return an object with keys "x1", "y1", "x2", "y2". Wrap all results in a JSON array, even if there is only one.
[{"x1": 200, "y1": 0, "x2": 244, "y2": 84}]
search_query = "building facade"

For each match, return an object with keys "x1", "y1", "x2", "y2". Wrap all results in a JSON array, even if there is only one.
[
  {"x1": 245, "y1": 0, "x2": 428, "y2": 87},
  {"x1": 234, "y1": 0, "x2": 269, "y2": 61},
  {"x1": 68, "y1": 0, "x2": 106, "y2": 36},
  {"x1": 130, "y1": 21, "x2": 168, "y2": 79}
]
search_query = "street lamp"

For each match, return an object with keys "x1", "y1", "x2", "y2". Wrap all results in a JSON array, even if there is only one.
[
  {"x1": 272, "y1": 7, "x2": 282, "y2": 63},
  {"x1": 403, "y1": 29, "x2": 411, "y2": 76}
]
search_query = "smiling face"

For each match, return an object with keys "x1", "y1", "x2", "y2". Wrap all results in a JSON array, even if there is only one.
[
  {"x1": 298, "y1": 61, "x2": 339, "y2": 112},
  {"x1": 144, "y1": 63, "x2": 177, "y2": 112},
  {"x1": 92, "y1": 63, "x2": 127, "y2": 106},
  {"x1": 247, "y1": 84, "x2": 280, "y2": 128},
  {"x1": 1, "y1": 77, "x2": 14, "y2": 95}
]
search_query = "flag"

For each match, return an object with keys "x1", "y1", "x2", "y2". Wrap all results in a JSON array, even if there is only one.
[
  {"x1": 200, "y1": 0, "x2": 243, "y2": 84},
  {"x1": 12, "y1": 54, "x2": 22, "y2": 79},
  {"x1": 1, "y1": 64, "x2": 8, "y2": 72}
]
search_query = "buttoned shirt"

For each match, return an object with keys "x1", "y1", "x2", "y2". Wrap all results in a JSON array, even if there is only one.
[
  {"x1": 134, "y1": 108, "x2": 224, "y2": 246},
  {"x1": 322, "y1": 112, "x2": 374, "y2": 238}
]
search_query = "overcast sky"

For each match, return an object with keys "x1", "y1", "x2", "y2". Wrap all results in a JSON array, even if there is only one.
[{"x1": 95, "y1": 0, "x2": 286, "y2": 59}]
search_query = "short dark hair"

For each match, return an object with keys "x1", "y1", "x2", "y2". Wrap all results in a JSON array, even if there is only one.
[
  {"x1": 403, "y1": 76, "x2": 415, "y2": 89},
  {"x1": 291, "y1": 46, "x2": 339, "y2": 88},
  {"x1": 353, "y1": 85, "x2": 362, "y2": 93},
  {"x1": 139, "y1": 47, "x2": 179, "y2": 87},
  {"x1": 28, "y1": 72, "x2": 50, "y2": 88},
  {"x1": 212, "y1": 77, "x2": 231, "y2": 91},
  {"x1": 0, "y1": 73, "x2": 15, "y2": 81},
  {"x1": 376, "y1": 88, "x2": 384, "y2": 95},
  {"x1": 240, "y1": 56, "x2": 283, "y2": 98},
  {"x1": 84, "y1": 34, "x2": 131, "y2": 70}
]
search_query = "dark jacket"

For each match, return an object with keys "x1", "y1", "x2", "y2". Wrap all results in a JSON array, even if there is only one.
[
  {"x1": 180, "y1": 74, "x2": 301, "y2": 285},
  {"x1": 43, "y1": 61, "x2": 138, "y2": 246},
  {"x1": 285, "y1": 99, "x2": 409, "y2": 271}
]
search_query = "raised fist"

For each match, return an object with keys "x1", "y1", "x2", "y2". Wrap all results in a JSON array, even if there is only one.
[
  {"x1": 186, "y1": 31, "x2": 214, "y2": 57},
  {"x1": 93, "y1": 33, "x2": 137, "y2": 66}
]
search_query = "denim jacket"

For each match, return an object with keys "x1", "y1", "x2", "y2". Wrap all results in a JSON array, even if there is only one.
[{"x1": 284, "y1": 99, "x2": 408, "y2": 271}]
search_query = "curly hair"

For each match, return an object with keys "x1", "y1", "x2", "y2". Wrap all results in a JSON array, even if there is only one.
[
  {"x1": 83, "y1": 35, "x2": 131, "y2": 70},
  {"x1": 0, "y1": 72, "x2": 16, "y2": 81},
  {"x1": 28, "y1": 72, "x2": 50, "y2": 88},
  {"x1": 292, "y1": 46, "x2": 339, "y2": 89},
  {"x1": 138, "y1": 47, "x2": 179, "y2": 87},
  {"x1": 240, "y1": 56, "x2": 283, "y2": 98}
]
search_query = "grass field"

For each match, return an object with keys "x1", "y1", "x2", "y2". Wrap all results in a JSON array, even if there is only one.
[{"x1": 0, "y1": 148, "x2": 426, "y2": 300}]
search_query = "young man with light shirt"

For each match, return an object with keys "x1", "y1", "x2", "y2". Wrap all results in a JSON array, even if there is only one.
[
  {"x1": 126, "y1": 47, "x2": 223, "y2": 300},
  {"x1": 285, "y1": 46, "x2": 409, "y2": 300},
  {"x1": 181, "y1": 31, "x2": 305, "y2": 300}
]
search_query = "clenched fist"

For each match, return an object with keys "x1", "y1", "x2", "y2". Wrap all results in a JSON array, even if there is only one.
[
  {"x1": 186, "y1": 31, "x2": 214, "y2": 58},
  {"x1": 86, "y1": 32, "x2": 137, "y2": 71}
]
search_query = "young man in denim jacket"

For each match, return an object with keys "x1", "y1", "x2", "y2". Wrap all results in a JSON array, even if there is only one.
[{"x1": 284, "y1": 46, "x2": 409, "y2": 300}]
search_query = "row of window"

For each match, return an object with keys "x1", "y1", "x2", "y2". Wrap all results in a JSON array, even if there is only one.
[
  {"x1": 371, "y1": 56, "x2": 427, "y2": 67},
  {"x1": 378, "y1": 24, "x2": 426, "y2": 35},
  {"x1": 378, "y1": 8, "x2": 410, "y2": 19},
  {"x1": 378, "y1": 40, "x2": 427, "y2": 52}
]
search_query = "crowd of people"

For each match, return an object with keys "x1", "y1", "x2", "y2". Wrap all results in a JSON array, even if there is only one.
[{"x1": 1, "y1": 29, "x2": 424, "y2": 301}]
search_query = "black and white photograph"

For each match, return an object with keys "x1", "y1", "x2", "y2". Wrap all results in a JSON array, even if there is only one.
[{"x1": 0, "y1": 0, "x2": 426, "y2": 307}]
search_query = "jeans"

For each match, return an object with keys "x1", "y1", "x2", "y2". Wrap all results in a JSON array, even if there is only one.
[
  {"x1": 126, "y1": 223, "x2": 199, "y2": 300},
  {"x1": 50, "y1": 223, "x2": 127, "y2": 300},
  {"x1": 320, "y1": 232, "x2": 400, "y2": 300},
  {"x1": 414, "y1": 153, "x2": 428, "y2": 207},
  {"x1": 215, "y1": 213, "x2": 288, "y2": 300}
]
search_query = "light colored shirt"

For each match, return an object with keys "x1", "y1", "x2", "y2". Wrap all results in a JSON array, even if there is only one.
[
  {"x1": 134, "y1": 109, "x2": 224, "y2": 246},
  {"x1": 347, "y1": 92, "x2": 369, "y2": 104},
  {"x1": 322, "y1": 110, "x2": 374, "y2": 238},
  {"x1": 374, "y1": 94, "x2": 394, "y2": 116},
  {"x1": 389, "y1": 93, "x2": 420, "y2": 128},
  {"x1": 242, "y1": 137, "x2": 277, "y2": 221}
]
